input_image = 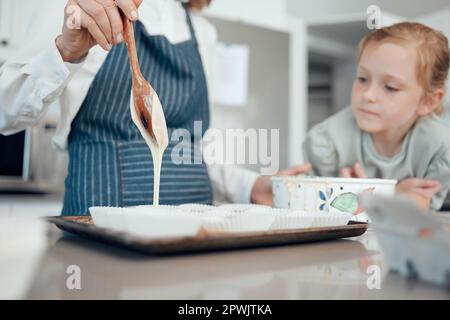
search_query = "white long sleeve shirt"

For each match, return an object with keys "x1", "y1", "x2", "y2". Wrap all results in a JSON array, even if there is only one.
[{"x1": 0, "y1": 0, "x2": 258, "y2": 204}]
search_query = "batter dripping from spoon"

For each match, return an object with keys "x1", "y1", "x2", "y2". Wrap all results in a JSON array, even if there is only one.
[{"x1": 122, "y1": 12, "x2": 169, "y2": 207}]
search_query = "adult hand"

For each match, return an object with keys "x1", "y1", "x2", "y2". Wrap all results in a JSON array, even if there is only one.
[
  {"x1": 56, "y1": 0, "x2": 143, "y2": 62},
  {"x1": 250, "y1": 163, "x2": 312, "y2": 206}
]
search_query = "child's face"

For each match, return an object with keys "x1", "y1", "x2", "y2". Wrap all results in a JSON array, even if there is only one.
[{"x1": 351, "y1": 40, "x2": 424, "y2": 134}]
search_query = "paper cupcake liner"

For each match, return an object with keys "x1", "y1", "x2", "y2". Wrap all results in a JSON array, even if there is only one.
[
  {"x1": 206, "y1": 209, "x2": 238, "y2": 218},
  {"x1": 91, "y1": 205, "x2": 350, "y2": 237},
  {"x1": 178, "y1": 204, "x2": 216, "y2": 216},
  {"x1": 129, "y1": 205, "x2": 181, "y2": 214},
  {"x1": 200, "y1": 216, "x2": 229, "y2": 233},
  {"x1": 126, "y1": 206, "x2": 204, "y2": 238},
  {"x1": 201, "y1": 209, "x2": 274, "y2": 233},
  {"x1": 89, "y1": 206, "x2": 110, "y2": 228},
  {"x1": 125, "y1": 206, "x2": 201, "y2": 225},
  {"x1": 90, "y1": 205, "x2": 193, "y2": 235},
  {"x1": 89, "y1": 206, "x2": 127, "y2": 231},
  {"x1": 311, "y1": 212, "x2": 353, "y2": 228},
  {"x1": 125, "y1": 213, "x2": 203, "y2": 239},
  {"x1": 269, "y1": 209, "x2": 315, "y2": 230},
  {"x1": 219, "y1": 204, "x2": 271, "y2": 214}
]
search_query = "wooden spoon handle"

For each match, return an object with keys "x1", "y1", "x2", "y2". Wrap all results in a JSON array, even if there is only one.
[{"x1": 122, "y1": 15, "x2": 142, "y2": 84}]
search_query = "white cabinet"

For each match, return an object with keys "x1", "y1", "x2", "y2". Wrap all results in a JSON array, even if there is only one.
[
  {"x1": 0, "y1": 0, "x2": 36, "y2": 65},
  {"x1": 0, "y1": 0, "x2": 14, "y2": 62},
  {"x1": 0, "y1": 0, "x2": 30, "y2": 63},
  {"x1": 205, "y1": 0, "x2": 288, "y2": 31}
]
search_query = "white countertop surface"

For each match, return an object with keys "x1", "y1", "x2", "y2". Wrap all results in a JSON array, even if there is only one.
[
  {"x1": 24, "y1": 226, "x2": 450, "y2": 299},
  {"x1": 1, "y1": 194, "x2": 449, "y2": 299}
]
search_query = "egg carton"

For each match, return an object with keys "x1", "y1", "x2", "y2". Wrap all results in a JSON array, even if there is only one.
[{"x1": 360, "y1": 194, "x2": 450, "y2": 288}]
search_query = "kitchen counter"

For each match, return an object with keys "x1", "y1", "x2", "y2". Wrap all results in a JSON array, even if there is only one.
[{"x1": 25, "y1": 225, "x2": 450, "y2": 299}]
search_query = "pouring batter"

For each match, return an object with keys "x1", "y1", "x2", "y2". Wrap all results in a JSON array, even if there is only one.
[{"x1": 122, "y1": 11, "x2": 169, "y2": 206}]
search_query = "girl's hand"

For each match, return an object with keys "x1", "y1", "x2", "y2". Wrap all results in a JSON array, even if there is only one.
[
  {"x1": 56, "y1": 0, "x2": 143, "y2": 62},
  {"x1": 250, "y1": 163, "x2": 312, "y2": 206},
  {"x1": 339, "y1": 162, "x2": 367, "y2": 179},
  {"x1": 395, "y1": 178, "x2": 442, "y2": 210}
]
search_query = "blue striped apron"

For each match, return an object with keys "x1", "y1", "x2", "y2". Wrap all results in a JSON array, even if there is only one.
[{"x1": 62, "y1": 7, "x2": 213, "y2": 216}]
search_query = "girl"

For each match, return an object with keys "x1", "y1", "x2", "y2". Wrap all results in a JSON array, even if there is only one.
[{"x1": 303, "y1": 22, "x2": 450, "y2": 210}]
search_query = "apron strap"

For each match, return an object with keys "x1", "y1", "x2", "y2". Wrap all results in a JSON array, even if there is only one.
[{"x1": 182, "y1": 3, "x2": 199, "y2": 46}]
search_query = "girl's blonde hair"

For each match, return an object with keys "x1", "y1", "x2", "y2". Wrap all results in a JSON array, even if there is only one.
[{"x1": 359, "y1": 22, "x2": 450, "y2": 115}]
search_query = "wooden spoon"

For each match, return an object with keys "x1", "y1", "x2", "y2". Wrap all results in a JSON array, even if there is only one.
[
  {"x1": 122, "y1": 15, "x2": 165, "y2": 143},
  {"x1": 122, "y1": 14, "x2": 169, "y2": 206}
]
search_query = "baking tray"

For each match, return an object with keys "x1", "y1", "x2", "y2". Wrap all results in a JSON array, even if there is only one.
[{"x1": 46, "y1": 216, "x2": 368, "y2": 256}]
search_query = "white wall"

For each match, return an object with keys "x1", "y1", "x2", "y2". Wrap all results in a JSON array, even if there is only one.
[
  {"x1": 207, "y1": 0, "x2": 450, "y2": 25},
  {"x1": 286, "y1": 0, "x2": 450, "y2": 20},
  {"x1": 206, "y1": 16, "x2": 297, "y2": 170},
  {"x1": 205, "y1": 0, "x2": 288, "y2": 30}
]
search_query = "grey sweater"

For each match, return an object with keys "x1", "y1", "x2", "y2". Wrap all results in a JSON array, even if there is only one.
[{"x1": 302, "y1": 107, "x2": 450, "y2": 210}]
